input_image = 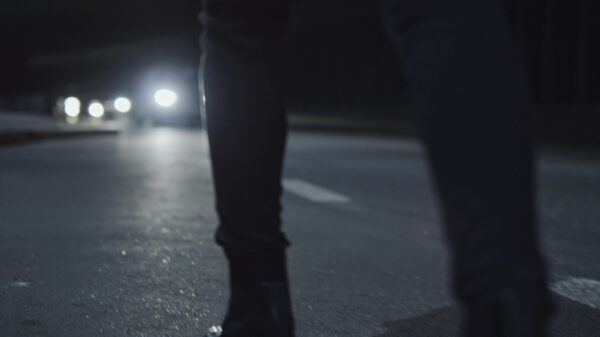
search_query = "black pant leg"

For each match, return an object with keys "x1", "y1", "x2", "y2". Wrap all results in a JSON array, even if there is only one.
[
  {"x1": 384, "y1": 0, "x2": 548, "y2": 299},
  {"x1": 202, "y1": 0, "x2": 291, "y2": 252}
]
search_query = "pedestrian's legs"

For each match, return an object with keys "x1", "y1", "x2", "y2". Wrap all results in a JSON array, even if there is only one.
[
  {"x1": 201, "y1": 0, "x2": 293, "y2": 336},
  {"x1": 384, "y1": 0, "x2": 551, "y2": 335}
]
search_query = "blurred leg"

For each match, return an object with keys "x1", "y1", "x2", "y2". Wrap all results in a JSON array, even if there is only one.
[
  {"x1": 201, "y1": 1, "x2": 293, "y2": 336},
  {"x1": 384, "y1": 0, "x2": 550, "y2": 335}
]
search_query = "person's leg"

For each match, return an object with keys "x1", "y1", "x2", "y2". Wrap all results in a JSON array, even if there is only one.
[
  {"x1": 383, "y1": 0, "x2": 551, "y2": 335},
  {"x1": 201, "y1": 0, "x2": 293, "y2": 336},
  {"x1": 202, "y1": 0, "x2": 290, "y2": 254}
]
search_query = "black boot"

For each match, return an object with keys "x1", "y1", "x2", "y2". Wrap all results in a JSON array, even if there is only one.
[
  {"x1": 464, "y1": 286, "x2": 553, "y2": 337},
  {"x1": 205, "y1": 249, "x2": 294, "y2": 337}
]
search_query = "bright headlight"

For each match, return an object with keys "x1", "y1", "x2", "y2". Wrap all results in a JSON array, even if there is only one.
[
  {"x1": 154, "y1": 89, "x2": 178, "y2": 108},
  {"x1": 114, "y1": 97, "x2": 132, "y2": 113},
  {"x1": 64, "y1": 97, "x2": 81, "y2": 117},
  {"x1": 88, "y1": 101, "x2": 105, "y2": 118}
]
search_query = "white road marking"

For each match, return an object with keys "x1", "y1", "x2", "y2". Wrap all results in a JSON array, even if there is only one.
[
  {"x1": 283, "y1": 178, "x2": 351, "y2": 203},
  {"x1": 13, "y1": 281, "x2": 30, "y2": 288},
  {"x1": 3, "y1": 281, "x2": 31, "y2": 289},
  {"x1": 551, "y1": 277, "x2": 600, "y2": 309}
]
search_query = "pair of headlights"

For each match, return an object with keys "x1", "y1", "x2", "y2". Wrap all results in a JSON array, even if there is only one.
[{"x1": 63, "y1": 89, "x2": 178, "y2": 118}]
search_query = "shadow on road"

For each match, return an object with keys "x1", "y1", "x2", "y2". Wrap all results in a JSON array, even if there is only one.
[
  {"x1": 374, "y1": 295, "x2": 600, "y2": 337},
  {"x1": 549, "y1": 296, "x2": 600, "y2": 337},
  {"x1": 373, "y1": 306, "x2": 461, "y2": 337}
]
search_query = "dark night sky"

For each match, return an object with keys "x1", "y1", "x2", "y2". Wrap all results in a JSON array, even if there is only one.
[
  {"x1": 4, "y1": 0, "x2": 369, "y2": 54},
  {"x1": 1, "y1": 1, "x2": 203, "y2": 94},
  {"x1": 2, "y1": 0, "x2": 599, "y2": 106},
  {"x1": 4, "y1": 0, "x2": 202, "y2": 53},
  {"x1": 1, "y1": 0, "x2": 375, "y2": 93}
]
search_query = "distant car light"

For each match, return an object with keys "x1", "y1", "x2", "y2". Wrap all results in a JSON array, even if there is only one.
[
  {"x1": 64, "y1": 97, "x2": 81, "y2": 117},
  {"x1": 114, "y1": 97, "x2": 132, "y2": 113},
  {"x1": 88, "y1": 101, "x2": 105, "y2": 118},
  {"x1": 154, "y1": 89, "x2": 178, "y2": 108}
]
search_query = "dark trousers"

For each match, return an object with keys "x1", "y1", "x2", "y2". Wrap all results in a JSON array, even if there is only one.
[{"x1": 201, "y1": 0, "x2": 548, "y2": 301}]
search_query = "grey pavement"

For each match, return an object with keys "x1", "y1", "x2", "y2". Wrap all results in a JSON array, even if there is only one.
[{"x1": 0, "y1": 129, "x2": 599, "y2": 336}]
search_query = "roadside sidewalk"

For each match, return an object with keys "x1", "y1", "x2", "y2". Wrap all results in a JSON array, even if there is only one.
[{"x1": 0, "y1": 111, "x2": 125, "y2": 146}]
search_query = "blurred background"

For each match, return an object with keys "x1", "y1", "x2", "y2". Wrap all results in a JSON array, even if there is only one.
[
  {"x1": 1, "y1": 2, "x2": 600, "y2": 336},
  {"x1": 1, "y1": 0, "x2": 598, "y2": 138},
  {"x1": 1, "y1": 0, "x2": 202, "y2": 127}
]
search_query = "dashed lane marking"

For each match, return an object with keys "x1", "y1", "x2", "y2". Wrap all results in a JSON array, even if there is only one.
[
  {"x1": 283, "y1": 178, "x2": 351, "y2": 203},
  {"x1": 551, "y1": 277, "x2": 600, "y2": 309}
]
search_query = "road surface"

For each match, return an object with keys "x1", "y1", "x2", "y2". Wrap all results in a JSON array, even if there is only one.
[{"x1": 1, "y1": 129, "x2": 599, "y2": 336}]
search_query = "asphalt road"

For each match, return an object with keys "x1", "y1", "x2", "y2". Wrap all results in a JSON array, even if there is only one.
[{"x1": 1, "y1": 129, "x2": 599, "y2": 337}]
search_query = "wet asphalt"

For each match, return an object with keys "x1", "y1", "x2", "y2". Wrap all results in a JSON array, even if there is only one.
[{"x1": 0, "y1": 129, "x2": 599, "y2": 337}]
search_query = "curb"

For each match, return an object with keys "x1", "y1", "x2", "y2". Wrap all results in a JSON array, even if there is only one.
[
  {"x1": 0, "y1": 127, "x2": 121, "y2": 147},
  {"x1": 287, "y1": 114, "x2": 417, "y2": 137}
]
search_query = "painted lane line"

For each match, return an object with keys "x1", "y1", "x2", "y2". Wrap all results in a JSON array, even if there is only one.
[
  {"x1": 283, "y1": 178, "x2": 351, "y2": 203},
  {"x1": 3, "y1": 281, "x2": 31, "y2": 289},
  {"x1": 550, "y1": 277, "x2": 600, "y2": 309}
]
